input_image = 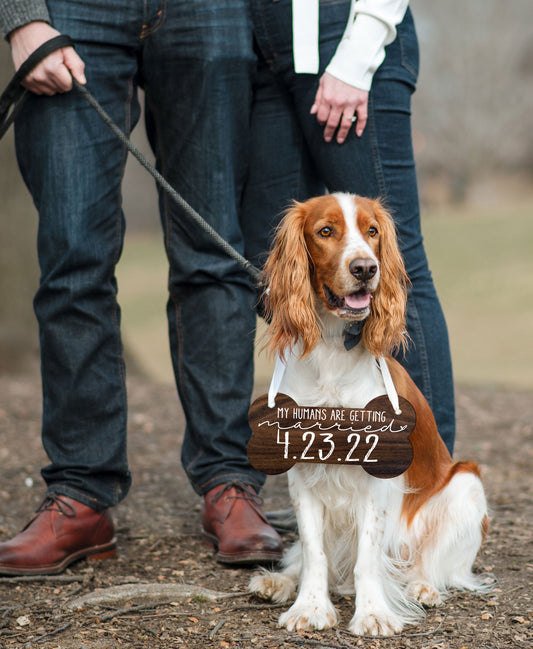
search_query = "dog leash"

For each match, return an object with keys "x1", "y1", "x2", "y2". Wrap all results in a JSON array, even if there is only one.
[{"x1": 0, "y1": 35, "x2": 262, "y2": 285}]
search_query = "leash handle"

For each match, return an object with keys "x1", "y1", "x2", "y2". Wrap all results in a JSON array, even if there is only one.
[
  {"x1": 11, "y1": 34, "x2": 75, "y2": 87},
  {"x1": 0, "y1": 34, "x2": 75, "y2": 138}
]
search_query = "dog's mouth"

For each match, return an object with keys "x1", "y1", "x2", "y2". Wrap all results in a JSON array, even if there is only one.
[{"x1": 323, "y1": 284, "x2": 372, "y2": 316}]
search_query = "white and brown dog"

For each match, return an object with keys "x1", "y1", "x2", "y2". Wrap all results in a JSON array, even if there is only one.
[{"x1": 249, "y1": 193, "x2": 488, "y2": 636}]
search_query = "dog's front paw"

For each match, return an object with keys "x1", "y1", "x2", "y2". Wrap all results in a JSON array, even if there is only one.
[
  {"x1": 249, "y1": 571, "x2": 296, "y2": 604},
  {"x1": 406, "y1": 581, "x2": 442, "y2": 607},
  {"x1": 349, "y1": 609, "x2": 403, "y2": 637},
  {"x1": 279, "y1": 598, "x2": 338, "y2": 632}
]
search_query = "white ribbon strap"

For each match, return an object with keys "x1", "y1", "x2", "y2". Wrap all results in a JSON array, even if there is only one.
[
  {"x1": 378, "y1": 355, "x2": 401, "y2": 415},
  {"x1": 268, "y1": 351, "x2": 289, "y2": 408},
  {"x1": 268, "y1": 350, "x2": 400, "y2": 415}
]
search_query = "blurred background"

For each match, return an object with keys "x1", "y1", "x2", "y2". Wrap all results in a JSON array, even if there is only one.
[{"x1": 1, "y1": 0, "x2": 532, "y2": 391}]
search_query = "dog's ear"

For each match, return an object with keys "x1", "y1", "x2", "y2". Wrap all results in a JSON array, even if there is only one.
[
  {"x1": 262, "y1": 201, "x2": 320, "y2": 358},
  {"x1": 363, "y1": 200, "x2": 409, "y2": 356}
]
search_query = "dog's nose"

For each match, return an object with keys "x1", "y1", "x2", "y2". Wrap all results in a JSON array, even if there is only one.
[{"x1": 349, "y1": 258, "x2": 378, "y2": 281}]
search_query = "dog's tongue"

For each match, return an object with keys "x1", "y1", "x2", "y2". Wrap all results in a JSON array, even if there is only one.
[{"x1": 345, "y1": 291, "x2": 371, "y2": 309}]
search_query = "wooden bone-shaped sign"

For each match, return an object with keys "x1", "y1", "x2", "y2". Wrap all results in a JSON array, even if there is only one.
[{"x1": 247, "y1": 393, "x2": 416, "y2": 479}]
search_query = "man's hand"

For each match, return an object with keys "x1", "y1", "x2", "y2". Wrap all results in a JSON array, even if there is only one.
[
  {"x1": 310, "y1": 72, "x2": 369, "y2": 144},
  {"x1": 9, "y1": 21, "x2": 86, "y2": 95}
]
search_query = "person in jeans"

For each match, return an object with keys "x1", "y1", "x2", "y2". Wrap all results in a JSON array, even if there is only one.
[
  {"x1": 243, "y1": 0, "x2": 455, "y2": 454},
  {"x1": 0, "y1": 0, "x2": 282, "y2": 575}
]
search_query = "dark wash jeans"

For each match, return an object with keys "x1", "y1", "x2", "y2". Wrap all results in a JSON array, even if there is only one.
[
  {"x1": 243, "y1": 0, "x2": 455, "y2": 454},
  {"x1": 14, "y1": 0, "x2": 266, "y2": 509}
]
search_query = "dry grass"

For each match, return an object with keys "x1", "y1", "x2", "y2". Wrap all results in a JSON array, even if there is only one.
[{"x1": 423, "y1": 198, "x2": 533, "y2": 390}]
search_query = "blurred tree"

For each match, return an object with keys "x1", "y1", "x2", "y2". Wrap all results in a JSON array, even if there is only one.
[
  {"x1": 411, "y1": 0, "x2": 533, "y2": 201},
  {"x1": 0, "y1": 46, "x2": 39, "y2": 371}
]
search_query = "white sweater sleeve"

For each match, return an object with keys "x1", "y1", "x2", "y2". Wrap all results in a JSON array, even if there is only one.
[{"x1": 325, "y1": 0, "x2": 409, "y2": 91}]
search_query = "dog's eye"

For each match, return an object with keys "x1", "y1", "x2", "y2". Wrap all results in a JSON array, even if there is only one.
[
  {"x1": 319, "y1": 227, "x2": 333, "y2": 238},
  {"x1": 368, "y1": 227, "x2": 378, "y2": 238}
]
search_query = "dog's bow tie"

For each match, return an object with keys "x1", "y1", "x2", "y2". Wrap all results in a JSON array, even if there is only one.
[{"x1": 343, "y1": 320, "x2": 367, "y2": 351}]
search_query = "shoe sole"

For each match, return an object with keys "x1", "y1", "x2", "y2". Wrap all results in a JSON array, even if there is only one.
[
  {"x1": 201, "y1": 529, "x2": 282, "y2": 566},
  {"x1": 0, "y1": 538, "x2": 117, "y2": 576}
]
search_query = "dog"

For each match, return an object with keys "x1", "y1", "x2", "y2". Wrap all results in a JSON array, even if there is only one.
[{"x1": 249, "y1": 193, "x2": 489, "y2": 636}]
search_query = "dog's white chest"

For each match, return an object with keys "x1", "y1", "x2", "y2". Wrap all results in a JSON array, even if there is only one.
[{"x1": 280, "y1": 343, "x2": 385, "y2": 410}]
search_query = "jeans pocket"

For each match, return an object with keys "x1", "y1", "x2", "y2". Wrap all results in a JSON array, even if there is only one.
[
  {"x1": 376, "y1": 8, "x2": 419, "y2": 91},
  {"x1": 398, "y1": 9, "x2": 419, "y2": 85}
]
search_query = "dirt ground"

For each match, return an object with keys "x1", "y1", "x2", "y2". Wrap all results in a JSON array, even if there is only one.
[{"x1": 0, "y1": 366, "x2": 531, "y2": 649}]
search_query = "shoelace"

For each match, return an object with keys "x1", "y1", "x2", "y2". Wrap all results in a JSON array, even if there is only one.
[
  {"x1": 212, "y1": 481, "x2": 263, "y2": 507},
  {"x1": 36, "y1": 493, "x2": 76, "y2": 518},
  {"x1": 212, "y1": 481, "x2": 271, "y2": 525}
]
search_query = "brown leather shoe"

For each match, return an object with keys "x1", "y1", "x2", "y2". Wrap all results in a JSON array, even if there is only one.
[
  {"x1": 0, "y1": 494, "x2": 116, "y2": 576},
  {"x1": 202, "y1": 482, "x2": 282, "y2": 565}
]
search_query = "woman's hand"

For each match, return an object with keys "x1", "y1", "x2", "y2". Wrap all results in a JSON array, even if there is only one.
[
  {"x1": 9, "y1": 21, "x2": 86, "y2": 95},
  {"x1": 311, "y1": 72, "x2": 368, "y2": 143}
]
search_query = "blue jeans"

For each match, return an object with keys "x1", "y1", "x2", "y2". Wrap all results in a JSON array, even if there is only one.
[
  {"x1": 14, "y1": 0, "x2": 265, "y2": 509},
  {"x1": 244, "y1": 0, "x2": 455, "y2": 453}
]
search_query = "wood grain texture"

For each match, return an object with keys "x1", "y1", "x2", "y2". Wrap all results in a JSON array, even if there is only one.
[{"x1": 247, "y1": 393, "x2": 416, "y2": 478}]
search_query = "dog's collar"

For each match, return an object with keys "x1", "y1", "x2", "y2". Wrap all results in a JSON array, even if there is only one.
[{"x1": 343, "y1": 319, "x2": 367, "y2": 351}]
